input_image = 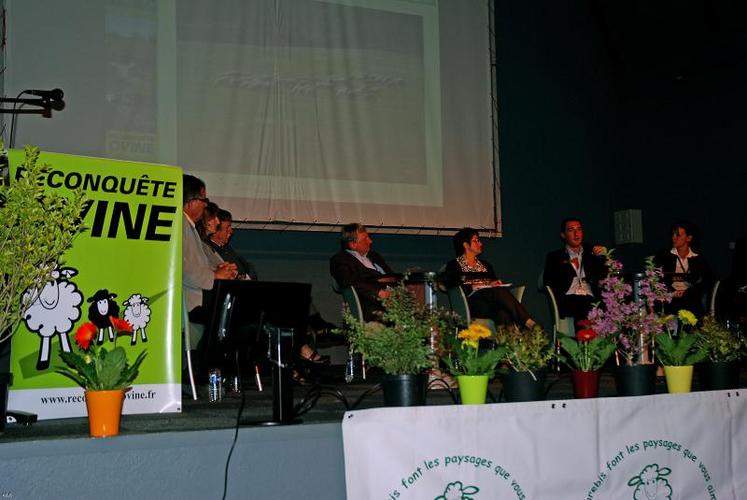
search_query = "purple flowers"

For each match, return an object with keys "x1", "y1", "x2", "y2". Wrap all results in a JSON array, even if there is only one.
[{"x1": 588, "y1": 255, "x2": 673, "y2": 366}]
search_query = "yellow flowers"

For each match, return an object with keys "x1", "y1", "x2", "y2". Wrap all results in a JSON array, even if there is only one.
[
  {"x1": 458, "y1": 323, "x2": 492, "y2": 350},
  {"x1": 677, "y1": 309, "x2": 697, "y2": 327}
]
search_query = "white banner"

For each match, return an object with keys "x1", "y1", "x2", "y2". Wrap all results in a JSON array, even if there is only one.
[{"x1": 342, "y1": 391, "x2": 746, "y2": 499}]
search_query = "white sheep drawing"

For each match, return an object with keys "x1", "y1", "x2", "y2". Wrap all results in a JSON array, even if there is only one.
[
  {"x1": 21, "y1": 268, "x2": 83, "y2": 370},
  {"x1": 123, "y1": 293, "x2": 151, "y2": 345},
  {"x1": 628, "y1": 464, "x2": 673, "y2": 500}
]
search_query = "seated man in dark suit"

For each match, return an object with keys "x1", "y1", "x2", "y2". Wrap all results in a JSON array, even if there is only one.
[
  {"x1": 330, "y1": 223, "x2": 395, "y2": 322},
  {"x1": 543, "y1": 217, "x2": 607, "y2": 322}
]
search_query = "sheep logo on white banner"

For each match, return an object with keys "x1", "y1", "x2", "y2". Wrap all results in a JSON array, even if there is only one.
[
  {"x1": 21, "y1": 267, "x2": 83, "y2": 370},
  {"x1": 585, "y1": 439, "x2": 717, "y2": 499},
  {"x1": 434, "y1": 481, "x2": 480, "y2": 499},
  {"x1": 627, "y1": 464, "x2": 672, "y2": 500}
]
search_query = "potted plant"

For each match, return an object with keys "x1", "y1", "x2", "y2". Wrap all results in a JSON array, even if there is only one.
[
  {"x1": 588, "y1": 254, "x2": 674, "y2": 396},
  {"x1": 0, "y1": 145, "x2": 87, "y2": 433},
  {"x1": 341, "y1": 283, "x2": 455, "y2": 406},
  {"x1": 494, "y1": 325, "x2": 553, "y2": 402},
  {"x1": 442, "y1": 322, "x2": 504, "y2": 404},
  {"x1": 655, "y1": 309, "x2": 707, "y2": 393},
  {"x1": 559, "y1": 321, "x2": 616, "y2": 398},
  {"x1": 58, "y1": 318, "x2": 147, "y2": 437},
  {"x1": 695, "y1": 315, "x2": 745, "y2": 390}
]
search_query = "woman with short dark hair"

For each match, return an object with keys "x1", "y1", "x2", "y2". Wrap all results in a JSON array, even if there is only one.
[{"x1": 444, "y1": 228, "x2": 537, "y2": 329}]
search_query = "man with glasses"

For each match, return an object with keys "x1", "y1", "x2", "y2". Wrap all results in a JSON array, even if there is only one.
[{"x1": 182, "y1": 174, "x2": 237, "y2": 323}]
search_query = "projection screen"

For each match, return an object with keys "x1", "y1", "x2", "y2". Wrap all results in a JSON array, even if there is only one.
[{"x1": 5, "y1": 0, "x2": 500, "y2": 235}]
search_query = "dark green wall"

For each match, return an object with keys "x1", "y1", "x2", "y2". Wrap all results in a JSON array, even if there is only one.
[{"x1": 230, "y1": 1, "x2": 745, "y2": 328}]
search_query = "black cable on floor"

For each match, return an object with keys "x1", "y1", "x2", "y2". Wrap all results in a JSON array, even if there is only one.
[
  {"x1": 427, "y1": 377, "x2": 459, "y2": 404},
  {"x1": 221, "y1": 313, "x2": 264, "y2": 500},
  {"x1": 221, "y1": 351, "x2": 245, "y2": 500}
]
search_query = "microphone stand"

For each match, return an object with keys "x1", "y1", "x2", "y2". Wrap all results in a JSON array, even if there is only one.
[{"x1": 0, "y1": 96, "x2": 62, "y2": 117}]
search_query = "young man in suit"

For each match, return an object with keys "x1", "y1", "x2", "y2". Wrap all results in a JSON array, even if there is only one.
[{"x1": 543, "y1": 217, "x2": 607, "y2": 323}]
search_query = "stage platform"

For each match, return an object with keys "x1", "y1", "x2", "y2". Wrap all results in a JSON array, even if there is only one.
[{"x1": 1, "y1": 366, "x2": 744, "y2": 500}]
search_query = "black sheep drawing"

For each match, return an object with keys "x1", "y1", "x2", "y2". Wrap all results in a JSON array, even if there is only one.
[{"x1": 87, "y1": 289, "x2": 120, "y2": 345}]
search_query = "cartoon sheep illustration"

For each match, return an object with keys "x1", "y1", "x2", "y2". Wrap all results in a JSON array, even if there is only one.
[
  {"x1": 123, "y1": 293, "x2": 151, "y2": 345},
  {"x1": 21, "y1": 267, "x2": 83, "y2": 370},
  {"x1": 628, "y1": 464, "x2": 673, "y2": 500},
  {"x1": 86, "y1": 289, "x2": 120, "y2": 344},
  {"x1": 434, "y1": 481, "x2": 480, "y2": 500}
]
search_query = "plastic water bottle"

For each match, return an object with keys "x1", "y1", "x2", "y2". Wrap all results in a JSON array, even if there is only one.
[
  {"x1": 208, "y1": 368, "x2": 222, "y2": 402},
  {"x1": 345, "y1": 354, "x2": 355, "y2": 383}
]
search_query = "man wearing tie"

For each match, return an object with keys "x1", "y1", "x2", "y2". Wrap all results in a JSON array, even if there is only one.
[
  {"x1": 543, "y1": 218, "x2": 607, "y2": 322},
  {"x1": 330, "y1": 223, "x2": 395, "y2": 322}
]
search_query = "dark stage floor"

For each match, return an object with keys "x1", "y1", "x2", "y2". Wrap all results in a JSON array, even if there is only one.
[{"x1": 2, "y1": 363, "x2": 745, "y2": 443}]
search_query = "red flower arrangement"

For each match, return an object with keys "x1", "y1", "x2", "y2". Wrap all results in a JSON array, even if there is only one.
[
  {"x1": 558, "y1": 321, "x2": 616, "y2": 372},
  {"x1": 58, "y1": 316, "x2": 146, "y2": 391}
]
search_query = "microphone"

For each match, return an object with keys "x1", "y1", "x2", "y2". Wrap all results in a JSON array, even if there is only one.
[{"x1": 23, "y1": 88, "x2": 64, "y2": 101}]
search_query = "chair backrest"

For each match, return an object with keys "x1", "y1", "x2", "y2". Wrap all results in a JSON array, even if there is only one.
[
  {"x1": 510, "y1": 285, "x2": 526, "y2": 303},
  {"x1": 331, "y1": 278, "x2": 365, "y2": 323},
  {"x1": 446, "y1": 286, "x2": 472, "y2": 325},
  {"x1": 544, "y1": 285, "x2": 574, "y2": 337},
  {"x1": 709, "y1": 280, "x2": 721, "y2": 317},
  {"x1": 181, "y1": 293, "x2": 198, "y2": 400}
]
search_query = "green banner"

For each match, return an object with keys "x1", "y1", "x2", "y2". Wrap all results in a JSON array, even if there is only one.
[{"x1": 8, "y1": 150, "x2": 182, "y2": 419}]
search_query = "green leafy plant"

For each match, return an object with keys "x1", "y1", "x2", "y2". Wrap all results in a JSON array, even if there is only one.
[
  {"x1": 442, "y1": 322, "x2": 505, "y2": 376},
  {"x1": 559, "y1": 323, "x2": 616, "y2": 372},
  {"x1": 655, "y1": 310, "x2": 707, "y2": 366},
  {"x1": 0, "y1": 145, "x2": 87, "y2": 342},
  {"x1": 494, "y1": 324, "x2": 553, "y2": 379},
  {"x1": 339, "y1": 283, "x2": 456, "y2": 375},
  {"x1": 695, "y1": 315, "x2": 745, "y2": 363},
  {"x1": 58, "y1": 318, "x2": 147, "y2": 390}
]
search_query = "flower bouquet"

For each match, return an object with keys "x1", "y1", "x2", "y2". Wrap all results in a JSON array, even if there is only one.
[
  {"x1": 694, "y1": 315, "x2": 745, "y2": 390},
  {"x1": 442, "y1": 322, "x2": 504, "y2": 404},
  {"x1": 494, "y1": 325, "x2": 553, "y2": 402},
  {"x1": 58, "y1": 318, "x2": 147, "y2": 437},
  {"x1": 655, "y1": 310, "x2": 707, "y2": 367},
  {"x1": 559, "y1": 322, "x2": 616, "y2": 398},
  {"x1": 588, "y1": 253, "x2": 674, "y2": 396},
  {"x1": 695, "y1": 315, "x2": 745, "y2": 363},
  {"x1": 655, "y1": 310, "x2": 706, "y2": 393},
  {"x1": 340, "y1": 283, "x2": 455, "y2": 406},
  {"x1": 588, "y1": 254, "x2": 673, "y2": 367},
  {"x1": 443, "y1": 322, "x2": 503, "y2": 376},
  {"x1": 559, "y1": 322, "x2": 616, "y2": 372}
]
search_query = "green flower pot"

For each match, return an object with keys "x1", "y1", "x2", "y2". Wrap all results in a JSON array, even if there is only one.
[{"x1": 457, "y1": 375, "x2": 489, "y2": 404}]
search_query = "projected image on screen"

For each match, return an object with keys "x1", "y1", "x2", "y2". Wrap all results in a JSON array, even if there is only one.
[
  {"x1": 177, "y1": 0, "x2": 441, "y2": 207},
  {"x1": 104, "y1": 3, "x2": 158, "y2": 163},
  {"x1": 6, "y1": 0, "x2": 499, "y2": 233}
]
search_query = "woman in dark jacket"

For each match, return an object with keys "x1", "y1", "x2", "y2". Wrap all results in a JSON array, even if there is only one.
[
  {"x1": 654, "y1": 221, "x2": 714, "y2": 318},
  {"x1": 444, "y1": 228, "x2": 537, "y2": 329}
]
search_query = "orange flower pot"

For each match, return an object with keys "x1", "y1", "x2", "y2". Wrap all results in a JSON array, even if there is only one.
[{"x1": 85, "y1": 389, "x2": 126, "y2": 438}]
